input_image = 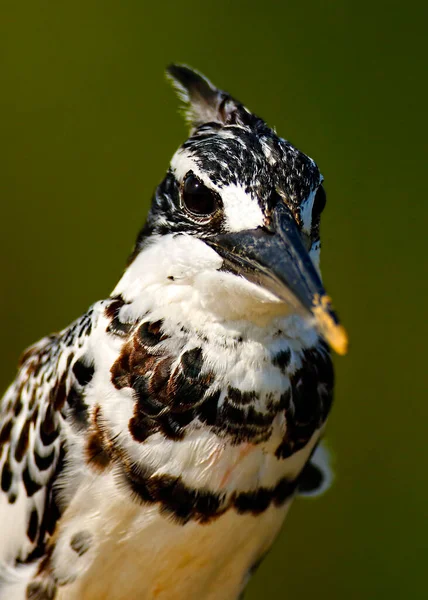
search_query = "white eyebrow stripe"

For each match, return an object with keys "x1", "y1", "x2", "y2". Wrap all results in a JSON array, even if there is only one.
[
  {"x1": 221, "y1": 183, "x2": 265, "y2": 232},
  {"x1": 300, "y1": 188, "x2": 316, "y2": 234},
  {"x1": 170, "y1": 150, "x2": 208, "y2": 183},
  {"x1": 301, "y1": 166, "x2": 325, "y2": 233}
]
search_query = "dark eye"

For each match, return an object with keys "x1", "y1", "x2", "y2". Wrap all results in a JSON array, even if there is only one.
[
  {"x1": 182, "y1": 172, "x2": 219, "y2": 217},
  {"x1": 312, "y1": 185, "x2": 327, "y2": 218}
]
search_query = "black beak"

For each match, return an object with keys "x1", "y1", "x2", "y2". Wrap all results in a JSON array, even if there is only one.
[{"x1": 206, "y1": 203, "x2": 348, "y2": 355}]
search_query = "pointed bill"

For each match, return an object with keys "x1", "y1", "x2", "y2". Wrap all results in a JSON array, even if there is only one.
[{"x1": 206, "y1": 203, "x2": 348, "y2": 355}]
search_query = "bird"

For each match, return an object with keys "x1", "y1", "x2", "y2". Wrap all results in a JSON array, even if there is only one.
[{"x1": 0, "y1": 65, "x2": 348, "y2": 600}]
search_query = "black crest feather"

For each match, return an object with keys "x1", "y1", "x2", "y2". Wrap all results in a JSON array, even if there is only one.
[{"x1": 166, "y1": 64, "x2": 250, "y2": 131}]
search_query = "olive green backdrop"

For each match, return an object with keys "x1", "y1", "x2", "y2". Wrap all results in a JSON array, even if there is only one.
[{"x1": 1, "y1": 2, "x2": 427, "y2": 599}]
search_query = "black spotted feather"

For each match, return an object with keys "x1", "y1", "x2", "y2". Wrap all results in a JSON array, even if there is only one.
[{"x1": 0, "y1": 306, "x2": 97, "y2": 567}]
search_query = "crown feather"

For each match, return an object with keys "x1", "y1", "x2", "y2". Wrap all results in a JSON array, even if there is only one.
[{"x1": 166, "y1": 64, "x2": 247, "y2": 131}]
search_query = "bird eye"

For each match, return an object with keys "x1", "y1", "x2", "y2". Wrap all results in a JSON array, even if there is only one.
[
  {"x1": 312, "y1": 185, "x2": 327, "y2": 218},
  {"x1": 182, "y1": 172, "x2": 219, "y2": 217}
]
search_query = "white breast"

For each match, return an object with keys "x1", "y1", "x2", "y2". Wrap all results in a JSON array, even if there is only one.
[
  {"x1": 54, "y1": 472, "x2": 292, "y2": 600},
  {"x1": 48, "y1": 424, "x2": 320, "y2": 600}
]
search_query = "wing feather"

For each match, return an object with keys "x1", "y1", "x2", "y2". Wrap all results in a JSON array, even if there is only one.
[{"x1": 0, "y1": 306, "x2": 98, "y2": 567}]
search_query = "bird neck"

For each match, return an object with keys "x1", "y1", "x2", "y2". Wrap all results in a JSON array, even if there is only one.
[{"x1": 112, "y1": 233, "x2": 319, "y2": 352}]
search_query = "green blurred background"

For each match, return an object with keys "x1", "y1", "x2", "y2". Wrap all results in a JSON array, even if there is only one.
[{"x1": 1, "y1": 1, "x2": 427, "y2": 598}]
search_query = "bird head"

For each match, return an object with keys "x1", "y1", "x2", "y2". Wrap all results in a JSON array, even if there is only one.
[{"x1": 121, "y1": 65, "x2": 347, "y2": 355}]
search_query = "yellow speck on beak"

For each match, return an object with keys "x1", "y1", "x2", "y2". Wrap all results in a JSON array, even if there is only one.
[{"x1": 312, "y1": 294, "x2": 349, "y2": 355}]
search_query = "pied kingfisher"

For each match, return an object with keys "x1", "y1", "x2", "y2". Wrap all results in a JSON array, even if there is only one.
[{"x1": 0, "y1": 65, "x2": 347, "y2": 600}]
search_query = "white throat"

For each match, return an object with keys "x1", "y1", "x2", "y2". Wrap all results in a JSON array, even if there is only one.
[{"x1": 113, "y1": 234, "x2": 318, "y2": 349}]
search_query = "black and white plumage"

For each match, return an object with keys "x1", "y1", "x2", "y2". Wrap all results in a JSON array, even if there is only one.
[{"x1": 0, "y1": 66, "x2": 347, "y2": 600}]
